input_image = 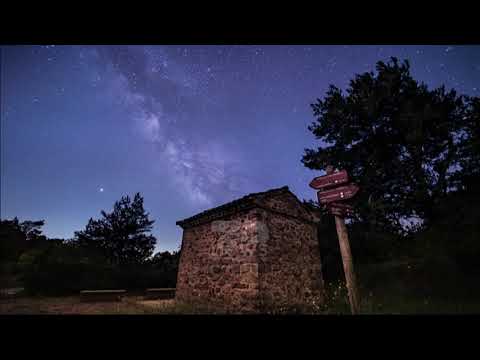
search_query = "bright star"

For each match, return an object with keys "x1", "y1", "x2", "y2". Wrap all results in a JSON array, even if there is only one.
[{"x1": 99, "y1": 187, "x2": 104, "y2": 192}]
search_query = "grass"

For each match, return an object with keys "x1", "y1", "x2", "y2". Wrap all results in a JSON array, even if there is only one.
[
  {"x1": 2, "y1": 290, "x2": 479, "y2": 314},
  {"x1": 319, "y1": 260, "x2": 480, "y2": 315},
  {"x1": 2, "y1": 258, "x2": 480, "y2": 314},
  {"x1": 322, "y1": 288, "x2": 480, "y2": 315}
]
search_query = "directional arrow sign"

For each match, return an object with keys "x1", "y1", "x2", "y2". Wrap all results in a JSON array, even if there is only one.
[
  {"x1": 309, "y1": 170, "x2": 349, "y2": 190},
  {"x1": 317, "y1": 184, "x2": 359, "y2": 204}
]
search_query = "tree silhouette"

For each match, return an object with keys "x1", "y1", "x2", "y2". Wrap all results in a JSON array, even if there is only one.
[
  {"x1": 0, "y1": 217, "x2": 47, "y2": 262},
  {"x1": 0, "y1": 218, "x2": 26, "y2": 262},
  {"x1": 74, "y1": 193, "x2": 156, "y2": 266},
  {"x1": 303, "y1": 57, "x2": 471, "y2": 233}
]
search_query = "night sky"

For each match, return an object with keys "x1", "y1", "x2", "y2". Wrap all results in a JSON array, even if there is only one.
[{"x1": 2, "y1": 45, "x2": 480, "y2": 252}]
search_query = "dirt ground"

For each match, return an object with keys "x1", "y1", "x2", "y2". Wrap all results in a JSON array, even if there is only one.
[
  {"x1": 0, "y1": 295, "x2": 176, "y2": 315},
  {"x1": 2, "y1": 292, "x2": 479, "y2": 314}
]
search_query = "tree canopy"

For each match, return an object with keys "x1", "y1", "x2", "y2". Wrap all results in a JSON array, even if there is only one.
[
  {"x1": 73, "y1": 193, "x2": 156, "y2": 266},
  {"x1": 303, "y1": 57, "x2": 479, "y2": 233}
]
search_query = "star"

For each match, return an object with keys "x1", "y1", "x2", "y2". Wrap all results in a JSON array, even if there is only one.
[{"x1": 99, "y1": 188, "x2": 104, "y2": 193}]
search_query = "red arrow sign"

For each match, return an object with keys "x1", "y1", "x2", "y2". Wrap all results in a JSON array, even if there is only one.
[
  {"x1": 309, "y1": 170, "x2": 349, "y2": 190},
  {"x1": 317, "y1": 184, "x2": 359, "y2": 204}
]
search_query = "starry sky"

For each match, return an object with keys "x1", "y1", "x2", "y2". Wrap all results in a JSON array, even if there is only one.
[{"x1": 1, "y1": 45, "x2": 480, "y2": 252}]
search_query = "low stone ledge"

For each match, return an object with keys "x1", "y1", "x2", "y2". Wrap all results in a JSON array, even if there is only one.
[{"x1": 145, "y1": 288, "x2": 176, "y2": 300}]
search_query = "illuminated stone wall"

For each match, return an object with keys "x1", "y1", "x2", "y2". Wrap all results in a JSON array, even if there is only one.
[{"x1": 175, "y1": 190, "x2": 325, "y2": 313}]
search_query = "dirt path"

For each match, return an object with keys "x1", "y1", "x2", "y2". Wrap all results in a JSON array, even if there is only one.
[{"x1": 0, "y1": 296, "x2": 175, "y2": 315}]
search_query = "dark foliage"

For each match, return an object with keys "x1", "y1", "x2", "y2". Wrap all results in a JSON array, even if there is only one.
[
  {"x1": 0, "y1": 217, "x2": 47, "y2": 262},
  {"x1": 148, "y1": 251, "x2": 181, "y2": 288},
  {"x1": 3, "y1": 194, "x2": 180, "y2": 295},
  {"x1": 303, "y1": 57, "x2": 471, "y2": 233},
  {"x1": 73, "y1": 193, "x2": 156, "y2": 266},
  {"x1": 303, "y1": 57, "x2": 480, "y2": 296},
  {"x1": 0, "y1": 218, "x2": 27, "y2": 263},
  {"x1": 20, "y1": 239, "x2": 180, "y2": 295}
]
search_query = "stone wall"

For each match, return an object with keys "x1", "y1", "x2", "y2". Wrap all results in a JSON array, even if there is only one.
[
  {"x1": 175, "y1": 209, "x2": 263, "y2": 312},
  {"x1": 175, "y1": 190, "x2": 325, "y2": 313},
  {"x1": 257, "y1": 209, "x2": 324, "y2": 311}
]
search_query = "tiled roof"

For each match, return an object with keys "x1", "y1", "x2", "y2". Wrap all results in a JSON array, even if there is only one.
[{"x1": 176, "y1": 186, "x2": 291, "y2": 229}]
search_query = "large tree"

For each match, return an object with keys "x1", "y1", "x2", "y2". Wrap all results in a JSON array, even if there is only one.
[
  {"x1": 302, "y1": 57, "x2": 471, "y2": 233},
  {"x1": 74, "y1": 193, "x2": 156, "y2": 266}
]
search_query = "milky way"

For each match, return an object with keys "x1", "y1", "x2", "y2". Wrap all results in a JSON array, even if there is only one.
[{"x1": 2, "y1": 45, "x2": 480, "y2": 251}]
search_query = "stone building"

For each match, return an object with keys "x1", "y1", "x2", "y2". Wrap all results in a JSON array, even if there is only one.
[{"x1": 175, "y1": 186, "x2": 325, "y2": 313}]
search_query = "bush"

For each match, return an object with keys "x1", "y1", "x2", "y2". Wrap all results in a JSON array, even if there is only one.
[
  {"x1": 110, "y1": 265, "x2": 178, "y2": 291},
  {"x1": 0, "y1": 261, "x2": 21, "y2": 288},
  {"x1": 16, "y1": 236, "x2": 181, "y2": 295},
  {"x1": 22, "y1": 261, "x2": 118, "y2": 296},
  {"x1": 19, "y1": 241, "x2": 115, "y2": 295},
  {"x1": 19, "y1": 243, "x2": 180, "y2": 295}
]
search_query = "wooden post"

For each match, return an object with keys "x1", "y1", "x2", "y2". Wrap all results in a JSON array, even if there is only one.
[
  {"x1": 324, "y1": 165, "x2": 360, "y2": 314},
  {"x1": 334, "y1": 214, "x2": 360, "y2": 314}
]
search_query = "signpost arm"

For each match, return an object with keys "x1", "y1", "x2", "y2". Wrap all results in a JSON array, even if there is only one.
[{"x1": 334, "y1": 214, "x2": 360, "y2": 314}]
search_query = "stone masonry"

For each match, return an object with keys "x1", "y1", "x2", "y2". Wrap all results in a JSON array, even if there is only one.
[{"x1": 175, "y1": 186, "x2": 325, "y2": 313}]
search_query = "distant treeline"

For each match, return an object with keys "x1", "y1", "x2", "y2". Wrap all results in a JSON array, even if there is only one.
[{"x1": 0, "y1": 193, "x2": 180, "y2": 295}]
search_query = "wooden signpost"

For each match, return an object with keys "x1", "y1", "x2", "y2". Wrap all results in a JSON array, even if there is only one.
[
  {"x1": 310, "y1": 165, "x2": 360, "y2": 314},
  {"x1": 309, "y1": 169, "x2": 349, "y2": 189},
  {"x1": 317, "y1": 184, "x2": 360, "y2": 204}
]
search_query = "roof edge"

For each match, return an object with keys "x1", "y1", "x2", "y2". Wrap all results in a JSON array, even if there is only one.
[{"x1": 176, "y1": 186, "x2": 290, "y2": 229}]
